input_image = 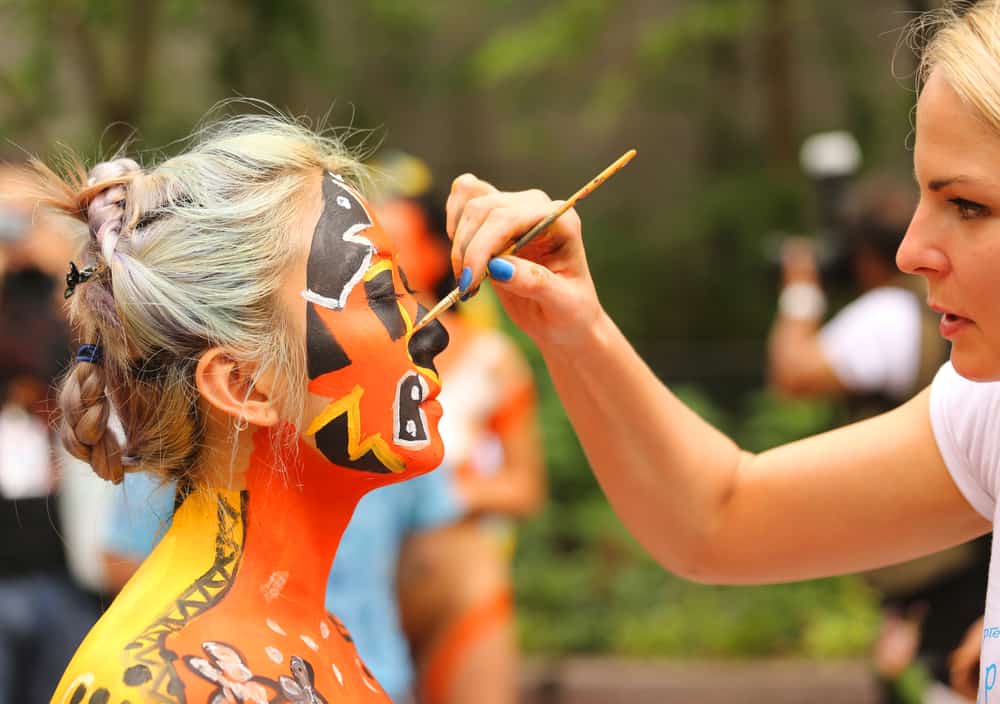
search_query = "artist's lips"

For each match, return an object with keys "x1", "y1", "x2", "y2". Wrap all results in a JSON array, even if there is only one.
[{"x1": 931, "y1": 304, "x2": 973, "y2": 338}]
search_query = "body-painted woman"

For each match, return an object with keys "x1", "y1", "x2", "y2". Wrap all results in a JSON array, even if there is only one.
[{"x1": 42, "y1": 121, "x2": 447, "y2": 704}]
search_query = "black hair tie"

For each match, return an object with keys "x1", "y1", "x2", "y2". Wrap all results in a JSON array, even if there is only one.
[{"x1": 76, "y1": 344, "x2": 103, "y2": 365}]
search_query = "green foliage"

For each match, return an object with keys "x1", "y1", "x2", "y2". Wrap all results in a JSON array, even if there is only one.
[
  {"x1": 638, "y1": 1, "x2": 761, "y2": 65},
  {"x1": 473, "y1": 0, "x2": 614, "y2": 86}
]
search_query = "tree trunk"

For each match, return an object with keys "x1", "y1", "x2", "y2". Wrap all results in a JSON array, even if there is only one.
[{"x1": 761, "y1": 0, "x2": 796, "y2": 169}]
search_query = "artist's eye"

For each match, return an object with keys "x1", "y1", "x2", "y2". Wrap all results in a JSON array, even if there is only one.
[{"x1": 949, "y1": 197, "x2": 991, "y2": 221}]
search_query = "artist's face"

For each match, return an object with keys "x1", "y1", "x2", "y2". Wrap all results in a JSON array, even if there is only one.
[
  {"x1": 899, "y1": 71, "x2": 1000, "y2": 381},
  {"x1": 290, "y1": 171, "x2": 449, "y2": 476}
]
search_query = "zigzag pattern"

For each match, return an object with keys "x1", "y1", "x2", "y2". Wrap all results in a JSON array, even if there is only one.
[
  {"x1": 305, "y1": 385, "x2": 405, "y2": 473},
  {"x1": 123, "y1": 493, "x2": 246, "y2": 703}
]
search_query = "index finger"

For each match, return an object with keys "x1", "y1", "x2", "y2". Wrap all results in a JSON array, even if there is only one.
[{"x1": 446, "y1": 173, "x2": 498, "y2": 241}]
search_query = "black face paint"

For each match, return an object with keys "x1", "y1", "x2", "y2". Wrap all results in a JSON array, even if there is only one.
[
  {"x1": 306, "y1": 304, "x2": 351, "y2": 380},
  {"x1": 394, "y1": 373, "x2": 429, "y2": 447},
  {"x1": 304, "y1": 175, "x2": 375, "y2": 310},
  {"x1": 408, "y1": 304, "x2": 449, "y2": 374},
  {"x1": 398, "y1": 266, "x2": 417, "y2": 295},
  {"x1": 314, "y1": 413, "x2": 392, "y2": 474},
  {"x1": 364, "y1": 270, "x2": 406, "y2": 341}
]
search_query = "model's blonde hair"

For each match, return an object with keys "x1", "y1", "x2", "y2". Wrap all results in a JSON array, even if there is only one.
[
  {"x1": 34, "y1": 111, "x2": 366, "y2": 485},
  {"x1": 913, "y1": 1, "x2": 1000, "y2": 127}
]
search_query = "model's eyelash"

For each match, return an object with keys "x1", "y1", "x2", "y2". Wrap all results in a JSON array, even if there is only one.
[
  {"x1": 398, "y1": 267, "x2": 418, "y2": 295},
  {"x1": 366, "y1": 282, "x2": 405, "y2": 302},
  {"x1": 949, "y1": 197, "x2": 991, "y2": 220}
]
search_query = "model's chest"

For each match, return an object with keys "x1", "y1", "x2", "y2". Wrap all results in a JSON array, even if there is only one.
[{"x1": 166, "y1": 608, "x2": 388, "y2": 703}]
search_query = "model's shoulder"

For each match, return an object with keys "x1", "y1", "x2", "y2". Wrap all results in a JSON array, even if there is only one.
[{"x1": 51, "y1": 656, "x2": 155, "y2": 704}]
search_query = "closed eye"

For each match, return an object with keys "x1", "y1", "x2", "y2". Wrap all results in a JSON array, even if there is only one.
[
  {"x1": 365, "y1": 269, "x2": 407, "y2": 340},
  {"x1": 365, "y1": 274, "x2": 405, "y2": 302},
  {"x1": 949, "y1": 197, "x2": 991, "y2": 220}
]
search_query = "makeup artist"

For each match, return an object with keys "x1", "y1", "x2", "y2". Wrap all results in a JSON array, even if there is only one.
[{"x1": 445, "y1": 4, "x2": 1000, "y2": 700}]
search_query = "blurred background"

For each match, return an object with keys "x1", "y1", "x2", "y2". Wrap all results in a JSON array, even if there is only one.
[{"x1": 0, "y1": 1, "x2": 969, "y2": 703}]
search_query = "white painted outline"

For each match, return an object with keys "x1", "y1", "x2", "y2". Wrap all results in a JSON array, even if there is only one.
[
  {"x1": 58, "y1": 673, "x2": 95, "y2": 704},
  {"x1": 393, "y1": 372, "x2": 430, "y2": 449},
  {"x1": 301, "y1": 173, "x2": 377, "y2": 311}
]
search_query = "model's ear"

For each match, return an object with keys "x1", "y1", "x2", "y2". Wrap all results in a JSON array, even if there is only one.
[{"x1": 195, "y1": 347, "x2": 280, "y2": 427}]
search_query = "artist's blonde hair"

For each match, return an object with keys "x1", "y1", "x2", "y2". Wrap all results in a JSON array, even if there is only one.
[
  {"x1": 34, "y1": 111, "x2": 366, "y2": 485},
  {"x1": 914, "y1": 1, "x2": 1000, "y2": 128}
]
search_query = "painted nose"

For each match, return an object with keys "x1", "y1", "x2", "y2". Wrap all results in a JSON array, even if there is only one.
[{"x1": 409, "y1": 305, "x2": 450, "y2": 374}]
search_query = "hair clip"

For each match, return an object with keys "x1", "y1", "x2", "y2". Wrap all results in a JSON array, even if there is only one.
[
  {"x1": 64, "y1": 261, "x2": 96, "y2": 299},
  {"x1": 76, "y1": 344, "x2": 103, "y2": 365}
]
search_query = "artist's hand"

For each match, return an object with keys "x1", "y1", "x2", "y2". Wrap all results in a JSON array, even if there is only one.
[
  {"x1": 780, "y1": 237, "x2": 820, "y2": 286},
  {"x1": 446, "y1": 174, "x2": 601, "y2": 348}
]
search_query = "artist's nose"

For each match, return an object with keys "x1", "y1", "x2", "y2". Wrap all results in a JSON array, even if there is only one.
[
  {"x1": 408, "y1": 309, "x2": 450, "y2": 374},
  {"x1": 896, "y1": 201, "x2": 949, "y2": 278}
]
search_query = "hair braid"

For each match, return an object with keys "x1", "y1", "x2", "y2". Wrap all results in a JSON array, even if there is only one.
[{"x1": 58, "y1": 353, "x2": 123, "y2": 483}]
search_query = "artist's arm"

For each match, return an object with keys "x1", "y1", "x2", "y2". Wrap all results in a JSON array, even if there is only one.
[
  {"x1": 456, "y1": 346, "x2": 545, "y2": 518},
  {"x1": 447, "y1": 174, "x2": 990, "y2": 584},
  {"x1": 767, "y1": 238, "x2": 846, "y2": 397}
]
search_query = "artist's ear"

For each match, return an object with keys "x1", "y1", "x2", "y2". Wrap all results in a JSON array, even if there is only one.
[{"x1": 195, "y1": 347, "x2": 281, "y2": 427}]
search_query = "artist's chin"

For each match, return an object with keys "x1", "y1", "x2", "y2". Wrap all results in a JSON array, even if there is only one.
[{"x1": 949, "y1": 344, "x2": 1000, "y2": 383}]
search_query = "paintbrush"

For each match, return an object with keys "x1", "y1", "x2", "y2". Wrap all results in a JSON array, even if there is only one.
[{"x1": 412, "y1": 148, "x2": 637, "y2": 333}]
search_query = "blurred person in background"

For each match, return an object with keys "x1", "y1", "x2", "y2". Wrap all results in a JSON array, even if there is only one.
[
  {"x1": 0, "y1": 167, "x2": 100, "y2": 702},
  {"x1": 767, "y1": 176, "x2": 988, "y2": 702},
  {"x1": 376, "y1": 152, "x2": 545, "y2": 704}
]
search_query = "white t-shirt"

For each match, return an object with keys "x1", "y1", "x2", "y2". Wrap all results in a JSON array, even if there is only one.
[
  {"x1": 819, "y1": 286, "x2": 923, "y2": 401},
  {"x1": 930, "y1": 362, "x2": 1000, "y2": 699}
]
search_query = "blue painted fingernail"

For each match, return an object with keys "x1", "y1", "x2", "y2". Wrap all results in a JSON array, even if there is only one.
[
  {"x1": 488, "y1": 257, "x2": 514, "y2": 282},
  {"x1": 460, "y1": 285, "x2": 480, "y2": 302},
  {"x1": 458, "y1": 267, "x2": 472, "y2": 293}
]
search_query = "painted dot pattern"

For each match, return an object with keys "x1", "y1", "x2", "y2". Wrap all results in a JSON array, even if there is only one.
[{"x1": 122, "y1": 664, "x2": 152, "y2": 687}]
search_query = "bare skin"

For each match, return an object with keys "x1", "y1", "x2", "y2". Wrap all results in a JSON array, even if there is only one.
[
  {"x1": 950, "y1": 616, "x2": 983, "y2": 699},
  {"x1": 444, "y1": 69, "x2": 994, "y2": 586}
]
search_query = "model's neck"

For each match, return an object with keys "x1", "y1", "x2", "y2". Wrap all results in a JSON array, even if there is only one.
[{"x1": 175, "y1": 427, "x2": 383, "y2": 606}]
